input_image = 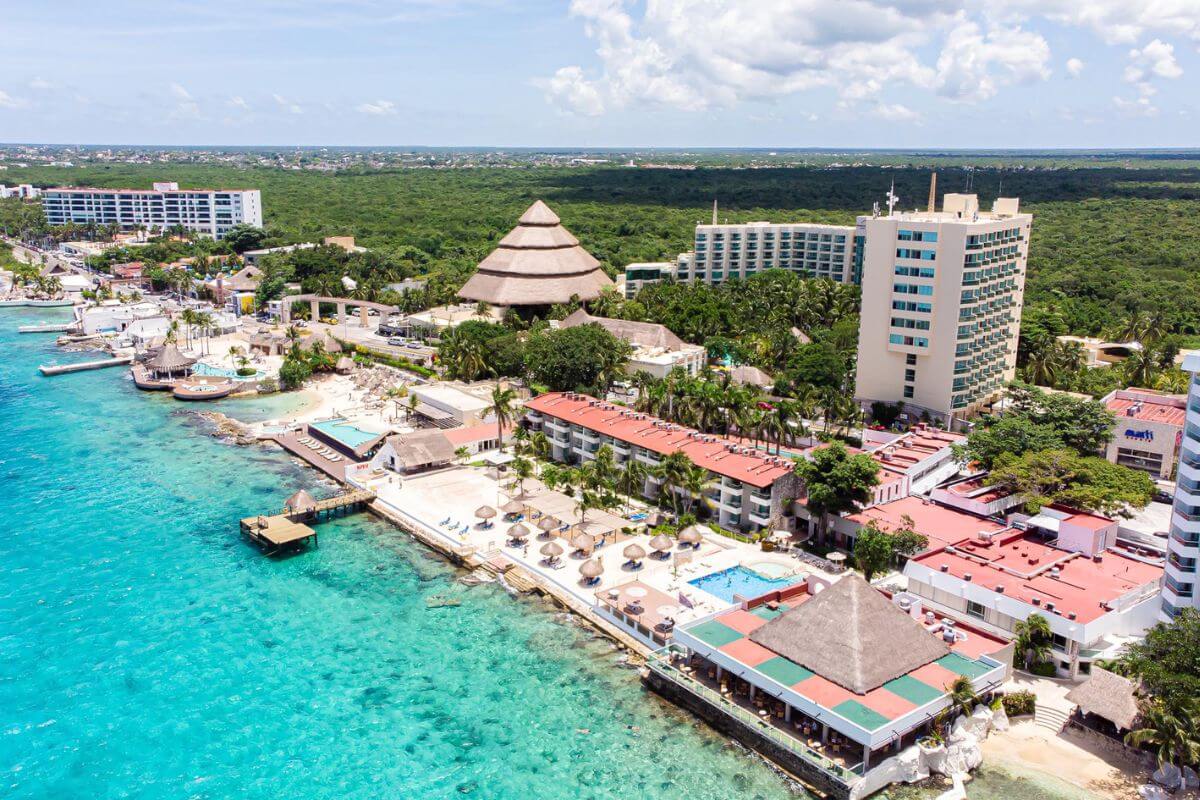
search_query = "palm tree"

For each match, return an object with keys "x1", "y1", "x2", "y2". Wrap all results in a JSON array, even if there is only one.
[
  {"x1": 510, "y1": 455, "x2": 534, "y2": 496},
  {"x1": 1123, "y1": 346, "x2": 1160, "y2": 388},
  {"x1": 1125, "y1": 699, "x2": 1200, "y2": 773},
  {"x1": 528, "y1": 431, "x2": 551, "y2": 464},
  {"x1": 617, "y1": 458, "x2": 649, "y2": 513},
  {"x1": 654, "y1": 451, "x2": 695, "y2": 520},
  {"x1": 490, "y1": 384, "x2": 517, "y2": 453},
  {"x1": 948, "y1": 676, "x2": 979, "y2": 716},
  {"x1": 1013, "y1": 614, "x2": 1052, "y2": 671},
  {"x1": 179, "y1": 308, "x2": 198, "y2": 348}
]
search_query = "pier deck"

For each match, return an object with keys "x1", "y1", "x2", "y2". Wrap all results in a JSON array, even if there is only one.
[
  {"x1": 39, "y1": 356, "x2": 133, "y2": 376},
  {"x1": 239, "y1": 489, "x2": 376, "y2": 554}
]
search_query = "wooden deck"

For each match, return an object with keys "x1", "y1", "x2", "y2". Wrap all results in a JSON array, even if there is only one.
[
  {"x1": 239, "y1": 489, "x2": 376, "y2": 555},
  {"x1": 271, "y1": 431, "x2": 355, "y2": 481}
]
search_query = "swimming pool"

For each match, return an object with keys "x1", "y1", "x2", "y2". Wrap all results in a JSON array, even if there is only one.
[
  {"x1": 194, "y1": 362, "x2": 267, "y2": 380},
  {"x1": 688, "y1": 565, "x2": 801, "y2": 603},
  {"x1": 310, "y1": 418, "x2": 381, "y2": 449}
]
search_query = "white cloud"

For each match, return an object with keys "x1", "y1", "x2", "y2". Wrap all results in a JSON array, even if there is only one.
[
  {"x1": 272, "y1": 93, "x2": 303, "y2": 114},
  {"x1": 1065, "y1": 57, "x2": 1084, "y2": 77},
  {"x1": 1114, "y1": 94, "x2": 1158, "y2": 117},
  {"x1": 538, "y1": 66, "x2": 606, "y2": 116},
  {"x1": 1124, "y1": 39, "x2": 1183, "y2": 97},
  {"x1": 934, "y1": 21, "x2": 1050, "y2": 102},
  {"x1": 992, "y1": 1, "x2": 1200, "y2": 45},
  {"x1": 0, "y1": 90, "x2": 27, "y2": 109},
  {"x1": 356, "y1": 99, "x2": 398, "y2": 116},
  {"x1": 28, "y1": 77, "x2": 55, "y2": 90},
  {"x1": 874, "y1": 103, "x2": 920, "y2": 123},
  {"x1": 168, "y1": 83, "x2": 202, "y2": 119},
  {"x1": 228, "y1": 95, "x2": 251, "y2": 111}
]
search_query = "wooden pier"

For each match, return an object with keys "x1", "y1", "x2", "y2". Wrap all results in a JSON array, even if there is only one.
[
  {"x1": 19, "y1": 322, "x2": 78, "y2": 333},
  {"x1": 39, "y1": 355, "x2": 133, "y2": 376},
  {"x1": 239, "y1": 489, "x2": 376, "y2": 554}
]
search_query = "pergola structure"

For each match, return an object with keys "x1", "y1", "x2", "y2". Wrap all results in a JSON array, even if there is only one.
[{"x1": 280, "y1": 294, "x2": 398, "y2": 326}]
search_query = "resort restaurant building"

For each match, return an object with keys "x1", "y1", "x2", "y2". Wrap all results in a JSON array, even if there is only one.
[
  {"x1": 904, "y1": 521, "x2": 1164, "y2": 679},
  {"x1": 1100, "y1": 387, "x2": 1186, "y2": 480},
  {"x1": 645, "y1": 575, "x2": 1009, "y2": 795},
  {"x1": 524, "y1": 392, "x2": 801, "y2": 533}
]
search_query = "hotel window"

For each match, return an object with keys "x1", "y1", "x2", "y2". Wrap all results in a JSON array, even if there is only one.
[
  {"x1": 967, "y1": 601, "x2": 986, "y2": 620},
  {"x1": 903, "y1": 386, "x2": 914, "y2": 399}
]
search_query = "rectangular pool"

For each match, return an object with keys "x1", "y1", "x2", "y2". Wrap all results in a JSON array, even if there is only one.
[
  {"x1": 309, "y1": 419, "x2": 380, "y2": 449},
  {"x1": 688, "y1": 565, "x2": 801, "y2": 604}
]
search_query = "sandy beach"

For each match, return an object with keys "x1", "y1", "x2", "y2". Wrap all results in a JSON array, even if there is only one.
[{"x1": 981, "y1": 721, "x2": 1149, "y2": 800}]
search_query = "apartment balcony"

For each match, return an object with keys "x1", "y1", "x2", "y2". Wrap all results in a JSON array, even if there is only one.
[{"x1": 749, "y1": 509, "x2": 771, "y2": 526}]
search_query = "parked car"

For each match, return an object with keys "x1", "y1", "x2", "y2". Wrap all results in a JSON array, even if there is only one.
[
  {"x1": 376, "y1": 324, "x2": 404, "y2": 337},
  {"x1": 387, "y1": 337, "x2": 408, "y2": 346}
]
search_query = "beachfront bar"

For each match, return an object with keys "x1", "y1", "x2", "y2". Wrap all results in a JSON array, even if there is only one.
[{"x1": 643, "y1": 575, "x2": 1010, "y2": 797}]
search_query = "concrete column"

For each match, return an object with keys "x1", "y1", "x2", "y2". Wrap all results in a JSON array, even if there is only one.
[
  {"x1": 821, "y1": 724, "x2": 829, "y2": 744},
  {"x1": 359, "y1": 305, "x2": 369, "y2": 326},
  {"x1": 715, "y1": 665, "x2": 723, "y2": 682},
  {"x1": 336, "y1": 303, "x2": 346, "y2": 324},
  {"x1": 310, "y1": 300, "x2": 319, "y2": 321},
  {"x1": 281, "y1": 300, "x2": 290, "y2": 323},
  {"x1": 784, "y1": 705, "x2": 792, "y2": 723},
  {"x1": 863, "y1": 745, "x2": 871, "y2": 771},
  {"x1": 749, "y1": 685, "x2": 755, "y2": 702}
]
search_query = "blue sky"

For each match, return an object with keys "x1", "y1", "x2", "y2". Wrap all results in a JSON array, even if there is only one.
[{"x1": 2, "y1": 1, "x2": 1198, "y2": 148}]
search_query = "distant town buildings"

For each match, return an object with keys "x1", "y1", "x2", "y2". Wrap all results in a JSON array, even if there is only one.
[
  {"x1": 1161, "y1": 353, "x2": 1200, "y2": 620},
  {"x1": 41, "y1": 182, "x2": 262, "y2": 239},
  {"x1": 855, "y1": 194, "x2": 1031, "y2": 423}
]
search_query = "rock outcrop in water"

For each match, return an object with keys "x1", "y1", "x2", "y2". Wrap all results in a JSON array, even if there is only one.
[{"x1": 197, "y1": 411, "x2": 259, "y2": 446}]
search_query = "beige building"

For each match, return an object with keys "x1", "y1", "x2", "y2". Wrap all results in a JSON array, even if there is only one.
[
  {"x1": 1102, "y1": 387, "x2": 1186, "y2": 480},
  {"x1": 854, "y1": 194, "x2": 1032, "y2": 423}
]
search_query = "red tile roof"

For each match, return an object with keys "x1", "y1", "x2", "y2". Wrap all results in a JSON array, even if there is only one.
[
  {"x1": 525, "y1": 392, "x2": 795, "y2": 488},
  {"x1": 911, "y1": 530, "x2": 1162, "y2": 623}
]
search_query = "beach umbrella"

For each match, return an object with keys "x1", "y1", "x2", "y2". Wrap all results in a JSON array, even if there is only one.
[
  {"x1": 537, "y1": 516, "x2": 560, "y2": 538},
  {"x1": 570, "y1": 532, "x2": 596, "y2": 551},
  {"x1": 648, "y1": 534, "x2": 673, "y2": 552},
  {"x1": 508, "y1": 522, "x2": 530, "y2": 539},
  {"x1": 623, "y1": 543, "x2": 647, "y2": 561},
  {"x1": 501, "y1": 499, "x2": 524, "y2": 514},
  {"x1": 579, "y1": 559, "x2": 604, "y2": 579},
  {"x1": 475, "y1": 505, "x2": 497, "y2": 520},
  {"x1": 678, "y1": 525, "x2": 704, "y2": 545},
  {"x1": 540, "y1": 541, "x2": 564, "y2": 557}
]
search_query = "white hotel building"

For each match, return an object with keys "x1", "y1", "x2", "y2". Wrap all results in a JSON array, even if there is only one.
[
  {"x1": 1162, "y1": 353, "x2": 1200, "y2": 620},
  {"x1": 681, "y1": 221, "x2": 859, "y2": 285},
  {"x1": 41, "y1": 182, "x2": 262, "y2": 239},
  {"x1": 854, "y1": 194, "x2": 1032, "y2": 423}
]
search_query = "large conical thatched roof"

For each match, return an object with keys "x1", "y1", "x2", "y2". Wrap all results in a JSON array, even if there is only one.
[
  {"x1": 284, "y1": 489, "x2": 317, "y2": 513},
  {"x1": 749, "y1": 574, "x2": 950, "y2": 695},
  {"x1": 457, "y1": 201, "x2": 614, "y2": 307},
  {"x1": 146, "y1": 343, "x2": 196, "y2": 372}
]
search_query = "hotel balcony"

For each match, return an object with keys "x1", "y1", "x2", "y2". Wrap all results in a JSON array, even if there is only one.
[{"x1": 749, "y1": 509, "x2": 771, "y2": 526}]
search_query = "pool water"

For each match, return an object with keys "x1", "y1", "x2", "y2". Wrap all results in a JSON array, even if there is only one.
[
  {"x1": 194, "y1": 362, "x2": 267, "y2": 380},
  {"x1": 688, "y1": 565, "x2": 801, "y2": 603},
  {"x1": 309, "y1": 418, "x2": 381, "y2": 449},
  {"x1": 746, "y1": 561, "x2": 794, "y2": 580}
]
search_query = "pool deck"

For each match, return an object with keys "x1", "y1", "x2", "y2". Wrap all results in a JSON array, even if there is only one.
[
  {"x1": 345, "y1": 464, "x2": 841, "y2": 653},
  {"x1": 269, "y1": 430, "x2": 353, "y2": 481}
]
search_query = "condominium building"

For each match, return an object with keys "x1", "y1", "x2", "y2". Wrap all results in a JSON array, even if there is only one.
[
  {"x1": 682, "y1": 221, "x2": 858, "y2": 285},
  {"x1": 524, "y1": 392, "x2": 800, "y2": 533},
  {"x1": 1162, "y1": 353, "x2": 1200, "y2": 620},
  {"x1": 0, "y1": 183, "x2": 40, "y2": 199},
  {"x1": 41, "y1": 182, "x2": 262, "y2": 239},
  {"x1": 854, "y1": 194, "x2": 1032, "y2": 423}
]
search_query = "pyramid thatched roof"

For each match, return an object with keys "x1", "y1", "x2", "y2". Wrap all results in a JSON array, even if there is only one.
[
  {"x1": 559, "y1": 309, "x2": 691, "y2": 350},
  {"x1": 145, "y1": 343, "x2": 196, "y2": 372},
  {"x1": 1067, "y1": 667, "x2": 1140, "y2": 730},
  {"x1": 729, "y1": 364, "x2": 774, "y2": 388},
  {"x1": 457, "y1": 201, "x2": 614, "y2": 307},
  {"x1": 301, "y1": 332, "x2": 342, "y2": 353},
  {"x1": 749, "y1": 574, "x2": 950, "y2": 695},
  {"x1": 284, "y1": 489, "x2": 317, "y2": 513}
]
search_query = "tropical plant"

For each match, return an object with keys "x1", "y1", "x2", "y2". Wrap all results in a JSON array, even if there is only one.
[
  {"x1": 1124, "y1": 699, "x2": 1200, "y2": 772},
  {"x1": 490, "y1": 384, "x2": 517, "y2": 453},
  {"x1": 1013, "y1": 614, "x2": 1053, "y2": 672}
]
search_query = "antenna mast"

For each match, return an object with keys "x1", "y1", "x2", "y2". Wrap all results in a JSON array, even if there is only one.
[
  {"x1": 886, "y1": 180, "x2": 899, "y2": 217},
  {"x1": 712, "y1": 198, "x2": 718, "y2": 225},
  {"x1": 927, "y1": 172, "x2": 937, "y2": 212}
]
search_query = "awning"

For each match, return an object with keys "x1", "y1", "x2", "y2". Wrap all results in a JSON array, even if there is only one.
[
  {"x1": 414, "y1": 402, "x2": 457, "y2": 429},
  {"x1": 1026, "y1": 513, "x2": 1061, "y2": 533}
]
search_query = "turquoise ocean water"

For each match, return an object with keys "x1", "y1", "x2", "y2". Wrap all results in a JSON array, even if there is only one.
[{"x1": 0, "y1": 307, "x2": 1087, "y2": 800}]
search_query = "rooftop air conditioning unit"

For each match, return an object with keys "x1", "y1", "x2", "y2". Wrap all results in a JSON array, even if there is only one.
[
  {"x1": 1031, "y1": 597, "x2": 1041, "y2": 606},
  {"x1": 1067, "y1": 612, "x2": 1077, "y2": 620},
  {"x1": 964, "y1": 573, "x2": 972, "y2": 582},
  {"x1": 1050, "y1": 567, "x2": 1060, "y2": 578},
  {"x1": 940, "y1": 564, "x2": 949, "y2": 572},
  {"x1": 925, "y1": 611, "x2": 936, "y2": 623},
  {"x1": 946, "y1": 546, "x2": 957, "y2": 554},
  {"x1": 995, "y1": 585, "x2": 1005, "y2": 593}
]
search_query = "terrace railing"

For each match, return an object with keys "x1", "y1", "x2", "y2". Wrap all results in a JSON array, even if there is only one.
[{"x1": 646, "y1": 647, "x2": 862, "y2": 786}]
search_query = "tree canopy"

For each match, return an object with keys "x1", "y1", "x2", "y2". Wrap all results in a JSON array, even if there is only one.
[
  {"x1": 792, "y1": 442, "x2": 880, "y2": 537},
  {"x1": 987, "y1": 448, "x2": 1153, "y2": 517}
]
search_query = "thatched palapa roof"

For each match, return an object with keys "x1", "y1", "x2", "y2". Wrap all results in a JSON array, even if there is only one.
[
  {"x1": 284, "y1": 489, "x2": 317, "y2": 514},
  {"x1": 457, "y1": 201, "x2": 614, "y2": 307},
  {"x1": 385, "y1": 429, "x2": 455, "y2": 470},
  {"x1": 749, "y1": 574, "x2": 950, "y2": 695},
  {"x1": 728, "y1": 364, "x2": 774, "y2": 389},
  {"x1": 145, "y1": 343, "x2": 196, "y2": 373},
  {"x1": 1066, "y1": 667, "x2": 1139, "y2": 730},
  {"x1": 559, "y1": 309, "x2": 691, "y2": 351}
]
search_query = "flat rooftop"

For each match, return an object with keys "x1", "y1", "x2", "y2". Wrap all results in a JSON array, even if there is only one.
[
  {"x1": 412, "y1": 383, "x2": 492, "y2": 412},
  {"x1": 1105, "y1": 395, "x2": 1186, "y2": 427},
  {"x1": 849, "y1": 496, "x2": 1009, "y2": 551},
  {"x1": 911, "y1": 530, "x2": 1163, "y2": 623},
  {"x1": 870, "y1": 428, "x2": 964, "y2": 472}
]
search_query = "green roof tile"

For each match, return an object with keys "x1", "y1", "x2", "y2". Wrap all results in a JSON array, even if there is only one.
[
  {"x1": 833, "y1": 699, "x2": 891, "y2": 730},
  {"x1": 755, "y1": 656, "x2": 814, "y2": 687},
  {"x1": 689, "y1": 620, "x2": 744, "y2": 648},
  {"x1": 883, "y1": 674, "x2": 944, "y2": 706},
  {"x1": 936, "y1": 653, "x2": 991, "y2": 680}
]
